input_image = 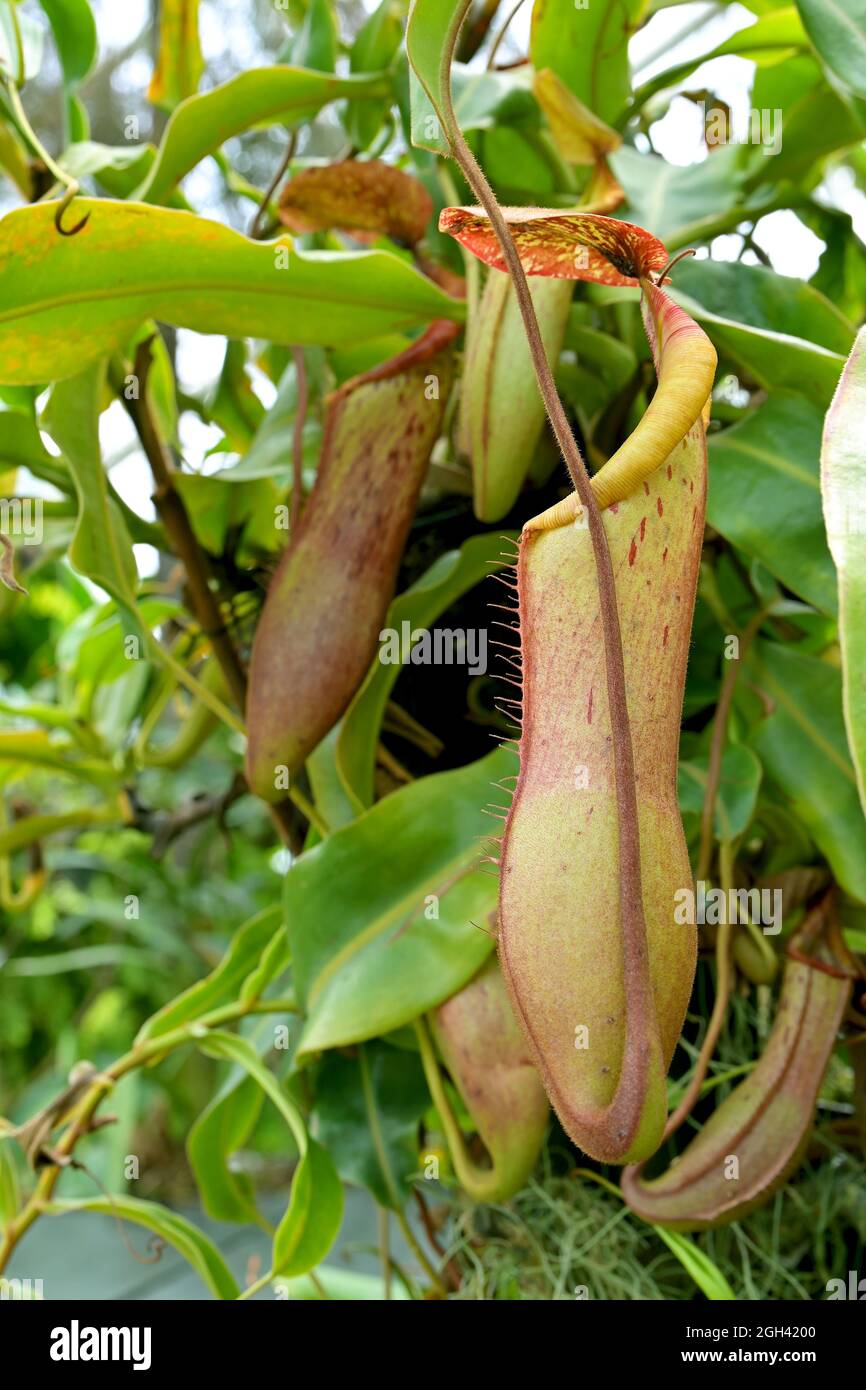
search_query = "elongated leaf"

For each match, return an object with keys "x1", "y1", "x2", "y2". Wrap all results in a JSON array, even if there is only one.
[
  {"x1": 821, "y1": 326, "x2": 866, "y2": 815},
  {"x1": 136, "y1": 904, "x2": 283, "y2": 1043},
  {"x1": 678, "y1": 744, "x2": 763, "y2": 842},
  {"x1": 188, "y1": 1074, "x2": 265, "y2": 1225},
  {"x1": 288, "y1": 748, "x2": 510, "y2": 1058},
  {"x1": 197, "y1": 1032, "x2": 343, "y2": 1278},
  {"x1": 744, "y1": 52, "x2": 866, "y2": 189},
  {"x1": 795, "y1": 0, "x2": 866, "y2": 99},
  {"x1": 337, "y1": 533, "x2": 514, "y2": 810},
  {"x1": 671, "y1": 290, "x2": 848, "y2": 409},
  {"x1": 0, "y1": 1139, "x2": 20, "y2": 1229},
  {"x1": 138, "y1": 67, "x2": 391, "y2": 203},
  {"x1": 632, "y1": 9, "x2": 809, "y2": 111},
  {"x1": 655, "y1": 1229, "x2": 736, "y2": 1301},
  {"x1": 45, "y1": 1196, "x2": 240, "y2": 1299},
  {"x1": 346, "y1": 0, "x2": 402, "y2": 149},
  {"x1": 0, "y1": 201, "x2": 463, "y2": 386},
  {"x1": 0, "y1": 730, "x2": 118, "y2": 791},
  {"x1": 0, "y1": 121, "x2": 32, "y2": 199},
  {"x1": 148, "y1": 0, "x2": 203, "y2": 110},
  {"x1": 406, "y1": 0, "x2": 471, "y2": 140},
  {"x1": 39, "y1": 0, "x2": 97, "y2": 87},
  {"x1": 58, "y1": 140, "x2": 156, "y2": 198},
  {"x1": 288, "y1": 0, "x2": 337, "y2": 71},
  {"x1": 611, "y1": 145, "x2": 748, "y2": 253},
  {"x1": 745, "y1": 641, "x2": 866, "y2": 901},
  {"x1": 42, "y1": 363, "x2": 139, "y2": 627},
  {"x1": 673, "y1": 258, "x2": 854, "y2": 359},
  {"x1": 708, "y1": 394, "x2": 837, "y2": 614},
  {"x1": 0, "y1": 8, "x2": 44, "y2": 80},
  {"x1": 530, "y1": 0, "x2": 641, "y2": 125}
]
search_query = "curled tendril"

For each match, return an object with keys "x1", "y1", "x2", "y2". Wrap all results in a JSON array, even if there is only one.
[
  {"x1": 654, "y1": 247, "x2": 697, "y2": 285},
  {"x1": 54, "y1": 184, "x2": 90, "y2": 237}
]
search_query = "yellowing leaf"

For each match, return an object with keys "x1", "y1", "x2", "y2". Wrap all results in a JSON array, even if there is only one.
[{"x1": 148, "y1": 0, "x2": 204, "y2": 110}]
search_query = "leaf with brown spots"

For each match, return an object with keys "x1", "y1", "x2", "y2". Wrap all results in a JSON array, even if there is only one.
[{"x1": 279, "y1": 159, "x2": 434, "y2": 247}]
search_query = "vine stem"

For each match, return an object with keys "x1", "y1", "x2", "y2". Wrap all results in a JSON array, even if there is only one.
[
  {"x1": 358, "y1": 1047, "x2": 445, "y2": 1296},
  {"x1": 661, "y1": 838, "x2": 735, "y2": 1142},
  {"x1": 696, "y1": 602, "x2": 773, "y2": 883},
  {"x1": 0, "y1": 69, "x2": 86, "y2": 231},
  {"x1": 0, "y1": 996, "x2": 298, "y2": 1276},
  {"x1": 486, "y1": 0, "x2": 528, "y2": 69},
  {"x1": 439, "y1": 34, "x2": 654, "y2": 1148}
]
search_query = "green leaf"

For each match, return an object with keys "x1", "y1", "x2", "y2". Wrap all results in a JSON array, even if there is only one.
[
  {"x1": 230, "y1": 349, "x2": 325, "y2": 485},
  {"x1": 406, "y1": 0, "x2": 471, "y2": 139},
  {"x1": 795, "y1": 0, "x2": 866, "y2": 99},
  {"x1": 42, "y1": 363, "x2": 140, "y2": 626},
  {"x1": 289, "y1": 0, "x2": 338, "y2": 72},
  {"x1": 314, "y1": 1043, "x2": 429, "y2": 1210},
  {"x1": 0, "y1": 119, "x2": 32, "y2": 198},
  {"x1": 337, "y1": 533, "x2": 514, "y2": 809},
  {"x1": 674, "y1": 258, "x2": 855, "y2": 358},
  {"x1": 188, "y1": 1073, "x2": 265, "y2": 1225},
  {"x1": 0, "y1": 408, "x2": 64, "y2": 479},
  {"x1": 307, "y1": 727, "x2": 358, "y2": 836},
  {"x1": 747, "y1": 64, "x2": 866, "y2": 188},
  {"x1": 289, "y1": 747, "x2": 510, "y2": 1058},
  {"x1": 530, "y1": 0, "x2": 642, "y2": 125},
  {"x1": 745, "y1": 641, "x2": 866, "y2": 901},
  {"x1": 138, "y1": 66, "x2": 391, "y2": 204},
  {"x1": 708, "y1": 394, "x2": 838, "y2": 614},
  {"x1": 410, "y1": 63, "x2": 537, "y2": 155},
  {"x1": 136, "y1": 904, "x2": 283, "y2": 1043},
  {"x1": 148, "y1": 0, "x2": 203, "y2": 110},
  {"x1": 196, "y1": 1031, "x2": 343, "y2": 1278},
  {"x1": 275, "y1": 1266, "x2": 410, "y2": 1299},
  {"x1": 0, "y1": 7, "x2": 44, "y2": 80},
  {"x1": 0, "y1": 729, "x2": 118, "y2": 791},
  {"x1": 678, "y1": 744, "x2": 763, "y2": 841},
  {"x1": 672, "y1": 286, "x2": 848, "y2": 409},
  {"x1": 0, "y1": 1138, "x2": 20, "y2": 1229},
  {"x1": 346, "y1": 0, "x2": 403, "y2": 149},
  {"x1": 39, "y1": 0, "x2": 97, "y2": 87},
  {"x1": 0, "y1": 201, "x2": 462, "y2": 387},
  {"x1": 611, "y1": 145, "x2": 749, "y2": 251},
  {"x1": 45, "y1": 1196, "x2": 240, "y2": 1299},
  {"x1": 631, "y1": 8, "x2": 809, "y2": 111},
  {"x1": 654, "y1": 1228, "x2": 737, "y2": 1301},
  {"x1": 821, "y1": 325, "x2": 866, "y2": 816},
  {"x1": 59, "y1": 140, "x2": 156, "y2": 196}
]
